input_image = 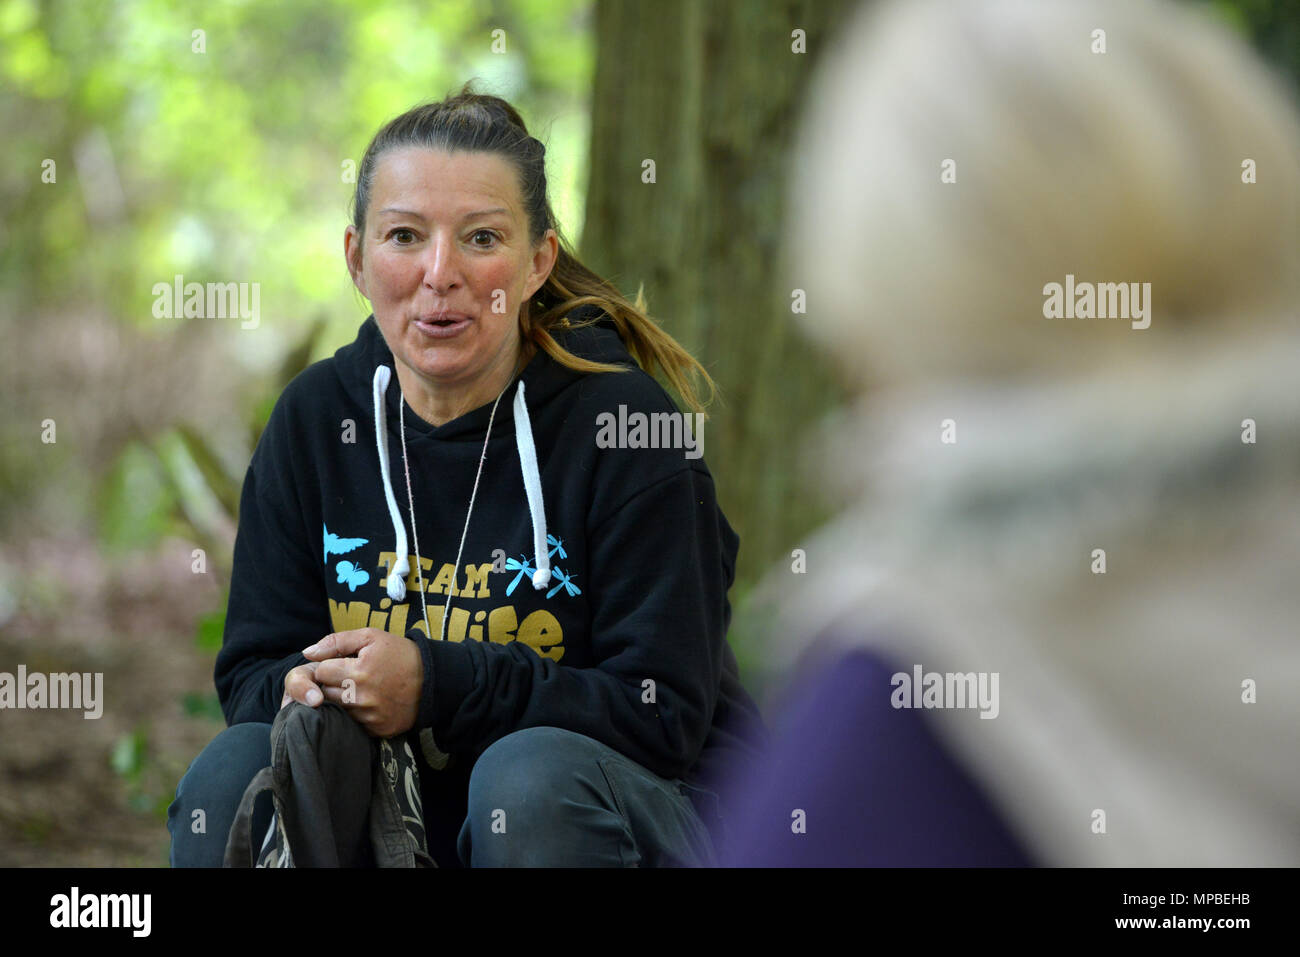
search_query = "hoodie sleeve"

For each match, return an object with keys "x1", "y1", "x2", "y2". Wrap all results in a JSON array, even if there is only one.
[
  {"x1": 412, "y1": 465, "x2": 732, "y2": 782},
  {"x1": 214, "y1": 397, "x2": 327, "y2": 726}
]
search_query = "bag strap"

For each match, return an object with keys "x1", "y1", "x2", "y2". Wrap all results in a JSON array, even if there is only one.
[{"x1": 223, "y1": 766, "x2": 276, "y2": 868}]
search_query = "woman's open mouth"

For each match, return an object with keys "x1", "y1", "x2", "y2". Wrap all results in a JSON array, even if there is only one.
[{"x1": 414, "y1": 314, "x2": 472, "y2": 338}]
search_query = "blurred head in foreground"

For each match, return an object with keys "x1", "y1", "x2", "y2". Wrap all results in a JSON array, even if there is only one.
[{"x1": 751, "y1": 0, "x2": 1300, "y2": 865}]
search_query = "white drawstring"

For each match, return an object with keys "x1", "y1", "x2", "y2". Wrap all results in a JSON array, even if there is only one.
[
  {"x1": 513, "y1": 380, "x2": 551, "y2": 590},
  {"x1": 372, "y1": 366, "x2": 409, "y2": 601}
]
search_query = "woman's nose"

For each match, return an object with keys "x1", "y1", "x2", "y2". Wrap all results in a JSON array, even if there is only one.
[{"x1": 421, "y1": 234, "x2": 463, "y2": 292}]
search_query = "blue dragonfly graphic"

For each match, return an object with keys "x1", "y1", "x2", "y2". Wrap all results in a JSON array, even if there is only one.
[
  {"x1": 324, "y1": 524, "x2": 368, "y2": 564},
  {"x1": 547, "y1": 534, "x2": 567, "y2": 560},
  {"x1": 504, "y1": 554, "x2": 535, "y2": 596},
  {"x1": 335, "y1": 560, "x2": 370, "y2": 592},
  {"x1": 546, "y1": 567, "x2": 581, "y2": 599}
]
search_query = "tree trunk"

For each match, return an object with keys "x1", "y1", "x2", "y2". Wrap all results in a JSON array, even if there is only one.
[{"x1": 582, "y1": 0, "x2": 854, "y2": 593}]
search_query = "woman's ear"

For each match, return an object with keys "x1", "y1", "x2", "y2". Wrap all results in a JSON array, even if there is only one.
[
  {"x1": 524, "y1": 228, "x2": 559, "y2": 301},
  {"x1": 344, "y1": 225, "x2": 368, "y2": 298}
]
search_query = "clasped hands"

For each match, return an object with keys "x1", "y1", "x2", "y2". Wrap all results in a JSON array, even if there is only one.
[{"x1": 280, "y1": 628, "x2": 423, "y2": 738}]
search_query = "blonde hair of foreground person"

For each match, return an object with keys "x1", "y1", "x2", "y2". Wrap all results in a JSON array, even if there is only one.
[{"x1": 752, "y1": 0, "x2": 1300, "y2": 866}]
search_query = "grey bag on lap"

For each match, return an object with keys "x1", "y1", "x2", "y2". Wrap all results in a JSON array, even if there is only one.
[{"x1": 224, "y1": 701, "x2": 436, "y2": 868}]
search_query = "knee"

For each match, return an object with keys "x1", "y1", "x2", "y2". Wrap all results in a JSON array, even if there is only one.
[
  {"x1": 462, "y1": 727, "x2": 624, "y2": 866},
  {"x1": 168, "y1": 722, "x2": 272, "y2": 867},
  {"x1": 174, "y1": 722, "x2": 272, "y2": 805},
  {"x1": 468, "y1": 727, "x2": 597, "y2": 807},
  {"x1": 466, "y1": 726, "x2": 613, "y2": 831}
]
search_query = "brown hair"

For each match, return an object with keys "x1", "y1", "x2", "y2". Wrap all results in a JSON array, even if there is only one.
[{"x1": 351, "y1": 81, "x2": 716, "y2": 415}]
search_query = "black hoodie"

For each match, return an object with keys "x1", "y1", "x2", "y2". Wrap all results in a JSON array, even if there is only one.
[{"x1": 214, "y1": 305, "x2": 768, "y2": 856}]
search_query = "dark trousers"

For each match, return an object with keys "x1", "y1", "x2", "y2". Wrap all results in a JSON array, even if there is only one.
[{"x1": 167, "y1": 722, "x2": 719, "y2": 867}]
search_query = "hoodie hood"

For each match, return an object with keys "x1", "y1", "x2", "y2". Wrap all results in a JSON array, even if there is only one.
[
  {"x1": 339, "y1": 306, "x2": 635, "y2": 443},
  {"x1": 337, "y1": 306, "x2": 635, "y2": 607}
]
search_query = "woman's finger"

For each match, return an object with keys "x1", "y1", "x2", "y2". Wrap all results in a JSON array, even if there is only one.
[
  {"x1": 283, "y1": 663, "x2": 323, "y2": 707},
  {"x1": 301, "y1": 629, "x2": 372, "y2": 660},
  {"x1": 319, "y1": 683, "x2": 349, "y2": 705},
  {"x1": 312, "y1": 658, "x2": 352, "y2": 688}
]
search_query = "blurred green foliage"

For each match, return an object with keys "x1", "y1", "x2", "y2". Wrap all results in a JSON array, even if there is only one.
[
  {"x1": 111, "y1": 722, "x2": 178, "y2": 819},
  {"x1": 194, "y1": 607, "x2": 225, "y2": 654},
  {"x1": 1204, "y1": 0, "x2": 1300, "y2": 93},
  {"x1": 109, "y1": 725, "x2": 148, "y2": 780},
  {"x1": 96, "y1": 442, "x2": 180, "y2": 552},
  {"x1": 2, "y1": 0, "x2": 593, "y2": 333},
  {"x1": 186, "y1": 603, "x2": 225, "y2": 720},
  {"x1": 181, "y1": 689, "x2": 224, "y2": 722}
]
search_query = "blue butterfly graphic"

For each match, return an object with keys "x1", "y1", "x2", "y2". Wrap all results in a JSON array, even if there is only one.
[
  {"x1": 324, "y1": 524, "x2": 368, "y2": 564},
  {"x1": 546, "y1": 567, "x2": 580, "y2": 599},
  {"x1": 335, "y1": 561, "x2": 369, "y2": 592},
  {"x1": 504, "y1": 554, "x2": 535, "y2": 596}
]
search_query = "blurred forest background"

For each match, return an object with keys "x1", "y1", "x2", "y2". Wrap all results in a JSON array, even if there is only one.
[{"x1": 0, "y1": 0, "x2": 1295, "y2": 865}]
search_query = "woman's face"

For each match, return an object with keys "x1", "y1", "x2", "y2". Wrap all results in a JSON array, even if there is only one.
[{"x1": 345, "y1": 146, "x2": 557, "y2": 395}]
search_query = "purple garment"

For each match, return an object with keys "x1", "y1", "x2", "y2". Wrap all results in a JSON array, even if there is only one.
[{"x1": 715, "y1": 647, "x2": 1036, "y2": 866}]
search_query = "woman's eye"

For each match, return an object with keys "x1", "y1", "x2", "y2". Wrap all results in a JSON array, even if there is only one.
[
  {"x1": 391, "y1": 228, "x2": 415, "y2": 244},
  {"x1": 471, "y1": 229, "x2": 497, "y2": 248}
]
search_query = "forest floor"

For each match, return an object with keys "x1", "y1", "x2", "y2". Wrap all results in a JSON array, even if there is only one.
[{"x1": 0, "y1": 534, "x2": 225, "y2": 866}]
